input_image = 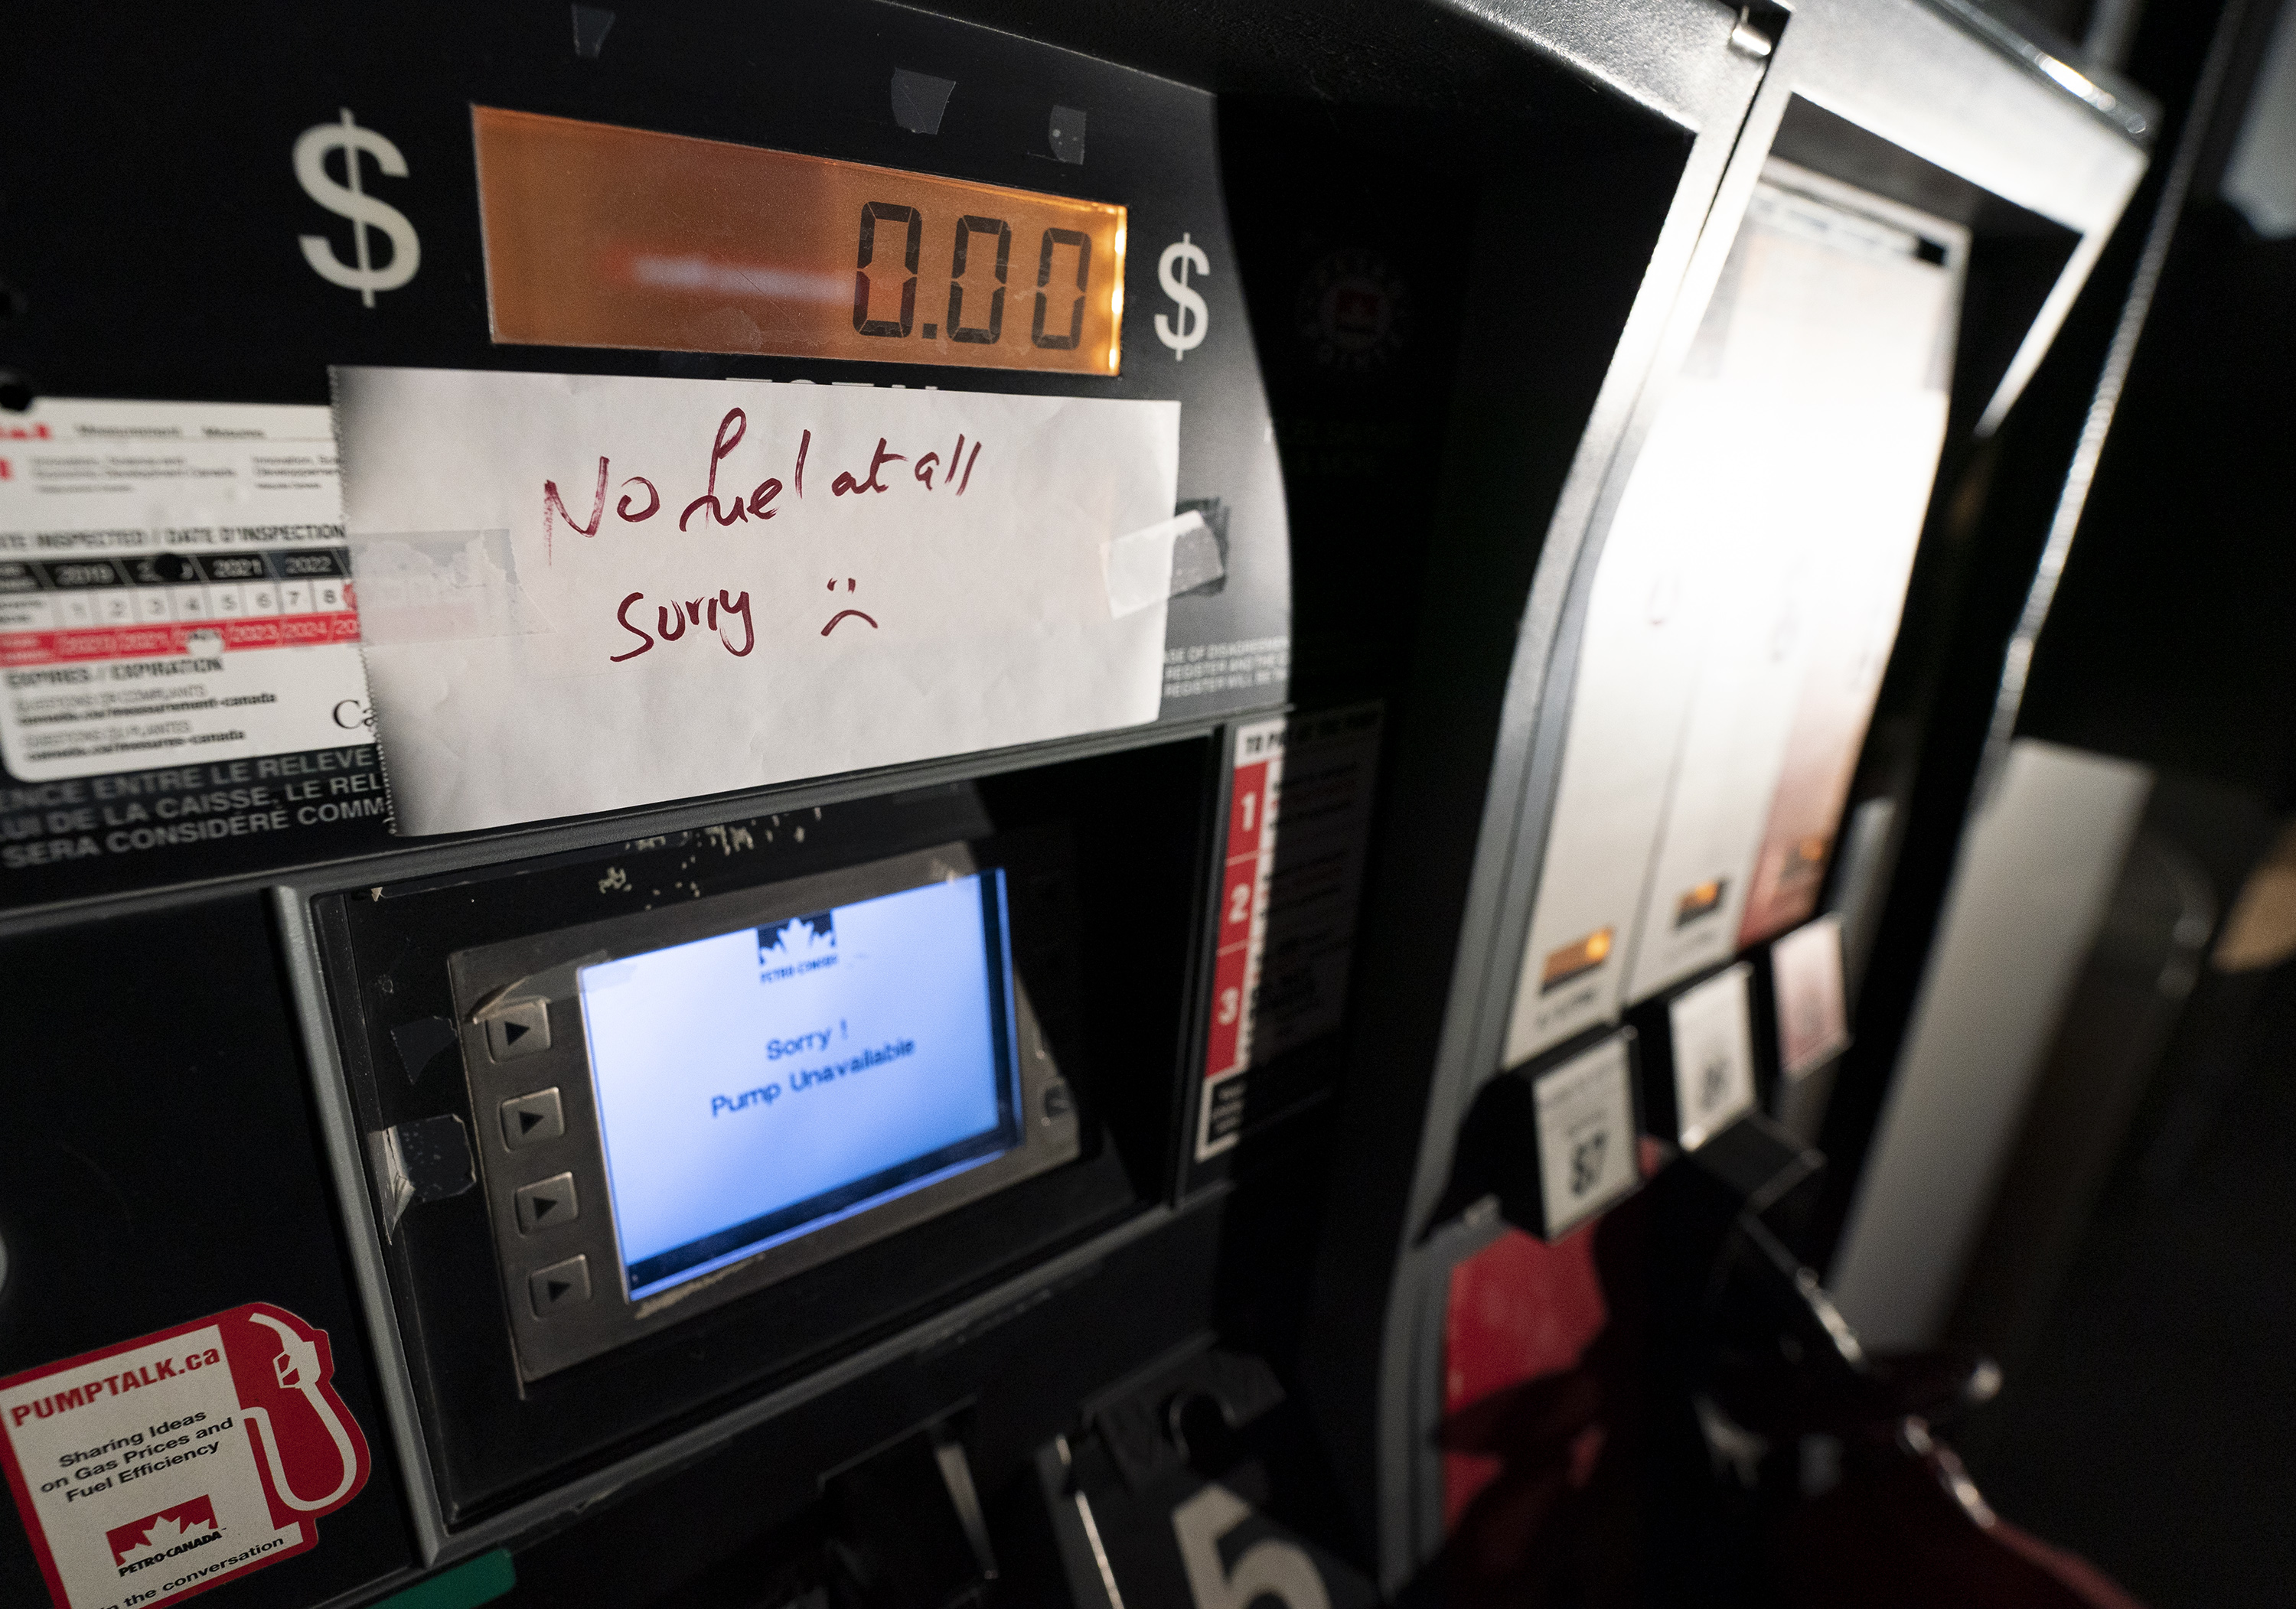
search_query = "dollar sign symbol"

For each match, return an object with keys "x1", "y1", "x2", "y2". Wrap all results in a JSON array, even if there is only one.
[
  {"x1": 1156, "y1": 233, "x2": 1210, "y2": 360},
  {"x1": 293, "y1": 109, "x2": 422, "y2": 308}
]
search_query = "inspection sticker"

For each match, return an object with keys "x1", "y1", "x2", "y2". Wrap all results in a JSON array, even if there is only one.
[
  {"x1": 0, "y1": 1303, "x2": 370, "y2": 1609},
  {"x1": 0, "y1": 399, "x2": 370, "y2": 787}
]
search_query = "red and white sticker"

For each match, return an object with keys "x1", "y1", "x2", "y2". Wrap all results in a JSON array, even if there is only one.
[
  {"x1": 0, "y1": 1304, "x2": 370, "y2": 1609},
  {"x1": 1203, "y1": 715, "x2": 1283, "y2": 1130},
  {"x1": 1198, "y1": 704, "x2": 1382, "y2": 1160},
  {"x1": 0, "y1": 399, "x2": 372, "y2": 785}
]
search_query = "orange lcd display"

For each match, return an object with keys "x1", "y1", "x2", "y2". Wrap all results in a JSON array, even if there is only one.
[{"x1": 472, "y1": 107, "x2": 1125, "y2": 376}]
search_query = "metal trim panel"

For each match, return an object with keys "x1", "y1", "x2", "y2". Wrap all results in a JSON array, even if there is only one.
[
  {"x1": 1442, "y1": 0, "x2": 1769, "y2": 129},
  {"x1": 1776, "y1": 0, "x2": 2150, "y2": 429},
  {"x1": 276, "y1": 885, "x2": 455, "y2": 1565},
  {"x1": 1322, "y1": 6, "x2": 1773, "y2": 1586}
]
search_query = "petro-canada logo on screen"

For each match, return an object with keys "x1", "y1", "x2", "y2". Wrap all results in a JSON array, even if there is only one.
[{"x1": 758, "y1": 911, "x2": 839, "y2": 982}]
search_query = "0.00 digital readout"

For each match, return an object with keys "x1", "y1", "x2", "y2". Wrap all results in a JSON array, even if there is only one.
[
  {"x1": 852, "y1": 203, "x2": 1093, "y2": 351},
  {"x1": 475, "y1": 105, "x2": 1124, "y2": 374}
]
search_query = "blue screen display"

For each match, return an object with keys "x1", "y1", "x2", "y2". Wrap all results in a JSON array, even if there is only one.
[{"x1": 579, "y1": 869, "x2": 1019, "y2": 1299}]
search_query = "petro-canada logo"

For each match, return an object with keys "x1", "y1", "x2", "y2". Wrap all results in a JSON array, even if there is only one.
[
  {"x1": 109, "y1": 1494, "x2": 223, "y2": 1575},
  {"x1": 1294, "y1": 247, "x2": 1413, "y2": 374},
  {"x1": 758, "y1": 911, "x2": 838, "y2": 980}
]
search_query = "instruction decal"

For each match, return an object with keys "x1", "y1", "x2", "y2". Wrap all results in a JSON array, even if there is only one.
[
  {"x1": 0, "y1": 1303, "x2": 370, "y2": 1609},
  {"x1": 1197, "y1": 703, "x2": 1382, "y2": 1160},
  {"x1": 0, "y1": 401, "x2": 367, "y2": 784},
  {"x1": 0, "y1": 399, "x2": 386, "y2": 908}
]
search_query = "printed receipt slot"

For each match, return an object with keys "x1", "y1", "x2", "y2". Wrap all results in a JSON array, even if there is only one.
[{"x1": 442, "y1": 842, "x2": 1078, "y2": 1380}]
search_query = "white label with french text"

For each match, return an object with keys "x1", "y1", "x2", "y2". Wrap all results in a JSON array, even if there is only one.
[{"x1": 0, "y1": 400, "x2": 371, "y2": 788}]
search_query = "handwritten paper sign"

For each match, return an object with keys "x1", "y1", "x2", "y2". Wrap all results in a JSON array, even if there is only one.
[{"x1": 332, "y1": 368, "x2": 1181, "y2": 835}]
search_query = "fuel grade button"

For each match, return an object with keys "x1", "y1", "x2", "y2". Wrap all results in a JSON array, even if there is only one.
[
  {"x1": 514, "y1": 1172, "x2": 579, "y2": 1234},
  {"x1": 527, "y1": 1254, "x2": 592, "y2": 1317}
]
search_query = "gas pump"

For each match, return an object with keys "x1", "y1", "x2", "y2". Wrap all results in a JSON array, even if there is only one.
[
  {"x1": 1298, "y1": 0, "x2": 2155, "y2": 1599},
  {"x1": 0, "y1": 3, "x2": 2164, "y2": 1607},
  {"x1": 0, "y1": 3, "x2": 1763, "y2": 1606}
]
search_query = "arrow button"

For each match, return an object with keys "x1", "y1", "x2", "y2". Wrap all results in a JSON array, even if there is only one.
[
  {"x1": 498, "y1": 1088, "x2": 564, "y2": 1151},
  {"x1": 527, "y1": 1254, "x2": 592, "y2": 1317},
  {"x1": 514, "y1": 1171, "x2": 580, "y2": 1235},
  {"x1": 482, "y1": 998, "x2": 551, "y2": 1062}
]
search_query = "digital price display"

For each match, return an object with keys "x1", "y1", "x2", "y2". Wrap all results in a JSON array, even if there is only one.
[
  {"x1": 577, "y1": 869, "x2": 1022, "y2": 1300},
  {"x1": 474, "y1": 107, "x2": 1126, "y2": 375}
]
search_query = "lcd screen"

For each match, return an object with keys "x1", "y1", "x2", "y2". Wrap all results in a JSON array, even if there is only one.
[
  {"x1": 473, "y1": 106, "x2": 1126, "y2": 376},
  {"x1": 579, "y1": 869, "x2": 1019, "y2": 1300}
]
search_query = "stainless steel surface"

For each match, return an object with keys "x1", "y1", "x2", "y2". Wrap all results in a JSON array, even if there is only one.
[
  {"x1": 1332, "y1": 1, "x2": 1772, "y2": 1583},
  {"x1": 274, "y1": 884, "x2": 453, "y2": 1565},
  {"x1": 1921, "y1": 0, "x2": 2155, "y2": 138}
]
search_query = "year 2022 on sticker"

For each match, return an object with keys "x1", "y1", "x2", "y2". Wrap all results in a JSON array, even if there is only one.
[{"x1": 0, "y1": 399, "x2": 383, "y2": 904}]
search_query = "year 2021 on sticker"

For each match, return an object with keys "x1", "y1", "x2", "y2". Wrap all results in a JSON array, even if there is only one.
[
  {"x1": 0, "y1": 1304, "x2": 370, "y2": 1609},
  {"x1": 0, "y1": 399, "x2": 384, "y2": 909}
]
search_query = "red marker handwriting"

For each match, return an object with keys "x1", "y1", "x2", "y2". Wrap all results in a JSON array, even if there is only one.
[
  {"x1": 821, "y1": 576, "x2": 878, "y2": 636},
  {"x1": 612, "y1": 588, "x2": 755, "y2": 661},
  {"x1": 681, "y1": 408, "x2": 782, "y2": 529},
  {"x1": 540, "y1": 416, "x2": 982, "y2": 562}
]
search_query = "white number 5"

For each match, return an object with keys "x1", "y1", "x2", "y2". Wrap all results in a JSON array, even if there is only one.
[{"x1": 1172, "y1": 1484, "x2": 1331, "y2": 1609}]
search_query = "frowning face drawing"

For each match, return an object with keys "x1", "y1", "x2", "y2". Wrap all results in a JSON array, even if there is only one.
[{"x1": 821, "y1": 575, "x2": 879, "y2": 636}]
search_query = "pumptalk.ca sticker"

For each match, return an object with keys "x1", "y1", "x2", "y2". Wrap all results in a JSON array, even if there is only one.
[{"x1": 0, "y1": 1303, "x2": 370, "y2": 1609}]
